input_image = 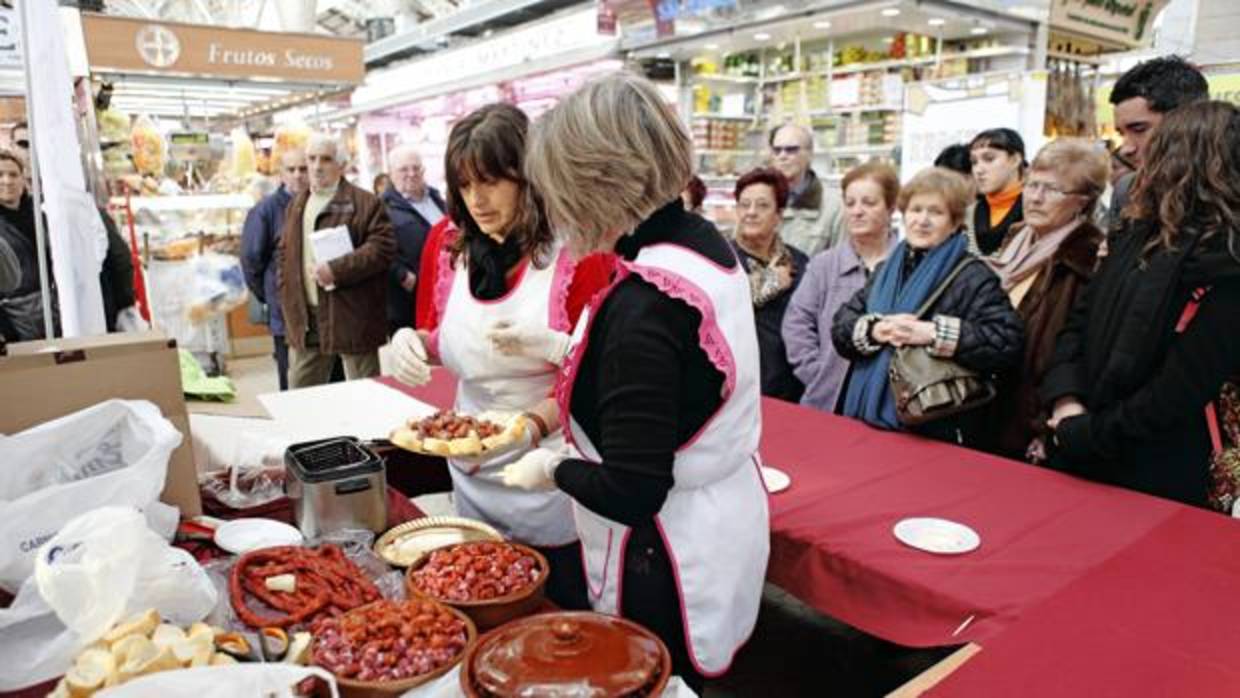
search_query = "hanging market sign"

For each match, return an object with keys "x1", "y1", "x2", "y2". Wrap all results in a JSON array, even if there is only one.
[
  {"x1": 1049, "y1": 0, "x2": 1170, "y2": 48},
  {"x1": 80, "y1": 14, "x2": 364, "y2": 84}
]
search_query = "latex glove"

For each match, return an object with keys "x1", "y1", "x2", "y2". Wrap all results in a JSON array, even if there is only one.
[
  {"x1": 487, "y1": 320, "x2": 572, "y2": 366},
  {"x1": 500, "y1": 448, "x2": 565, "y2": 491},
  {"x1": 390, "y1": 328, "x2": 431, "y2": 387}
]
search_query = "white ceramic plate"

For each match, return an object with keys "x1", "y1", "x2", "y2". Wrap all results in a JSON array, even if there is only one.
[
  {"x1": 893, "y1": 517, "x2": 980, "y2": 555},
  {"x1": 760, "y1": 466, "x2": 791, "y2": 494},
  {"x1": 214, "y1": 518, "x2": 304, "y2": 555}
]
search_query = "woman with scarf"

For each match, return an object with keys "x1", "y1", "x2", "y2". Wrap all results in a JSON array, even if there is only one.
[
  {"x1": 969, "y1": 128, "x2": 1026, "y2": 255},
  {"x1": 831, "y1": 167, "x2": 1024, "y2": 448},
  {"x1": 732, "y1": 167, "x2": 807, "y2": 402},
  {"x1": 984, "y1": 139, "x2": 1107, "y2": 461},
  {"x1": 1042, "y1": 102, "x2": 1240, "y2": 508},
  {"x1": 388, "y1": 103, "x2": 611, "y2": 608}
]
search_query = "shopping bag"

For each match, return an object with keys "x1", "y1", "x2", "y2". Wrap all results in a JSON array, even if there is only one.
[
  {"x1": 96, "y1": 663, "x2": 339, "y2": 698},
  {"x1": 0, "y1": 507, "x2": 217, "y2": 691},
  {"x1": 0, "y1": 399, "x2": 182, "y2": 592}
]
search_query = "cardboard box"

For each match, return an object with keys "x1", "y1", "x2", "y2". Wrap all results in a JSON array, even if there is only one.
[{"x1": 0, "y1": 330, "x2": 202, "y2": 516}]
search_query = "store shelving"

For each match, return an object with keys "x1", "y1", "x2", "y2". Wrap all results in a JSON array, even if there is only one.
[{"x1": 692, "y1": 112, "x2": 759, "y2": 121}]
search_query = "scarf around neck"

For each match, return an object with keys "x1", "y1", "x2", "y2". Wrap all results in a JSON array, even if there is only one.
[{"x1": 986, "y1": 217, "x2": 1083, "y2": 292}]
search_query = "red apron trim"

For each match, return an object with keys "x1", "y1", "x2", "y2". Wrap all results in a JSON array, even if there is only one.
[{"x1": 548, "y1": 248, "x2": 579, "y2": 332}]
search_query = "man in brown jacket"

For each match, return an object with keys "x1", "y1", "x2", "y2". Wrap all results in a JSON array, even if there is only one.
[{"x1": 278, "y1": 133, "x2": 396, "y2": 387}]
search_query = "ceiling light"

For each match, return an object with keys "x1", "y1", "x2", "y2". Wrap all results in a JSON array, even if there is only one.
[
  {"x1": 881, "y1": 8, "x2": 900, "y2": 17},
  {"x1": 971, "y1": 26, "x2": 989, "y2": 35},
  {"x1": 753, "y1": 32, "x2": 771, "y2": 41},
  {"x1": 928, "y1": 18, "x2": 945, "y2": 26},
  {"x1": 704, "y1": 42, "x2": 720, "y2": 50},
  {"x1": 813, "y1": 20, "x2": 831, "y2": 29},
  {"x1": 657, "y1": 51, "x2": 671, "y2": 58}
]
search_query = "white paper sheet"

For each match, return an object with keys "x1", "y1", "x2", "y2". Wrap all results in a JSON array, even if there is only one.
[
  {"x1": 257, "y1": 379, "x2": 437, "y2": 442},
  {"x1": 309, "y1": 225, "x2": 353, "y2": 292}
]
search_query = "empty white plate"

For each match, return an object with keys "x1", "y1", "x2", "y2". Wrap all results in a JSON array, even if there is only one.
[
  {"x1": 760, "y1": 466, "x2": 791, "y2": 493},
  {"x1": 214, "y1": 518, "x2": 304, "y2": 555},
  {"x1": 893, "y1": 517, "x2": 980, "y2": 555}
]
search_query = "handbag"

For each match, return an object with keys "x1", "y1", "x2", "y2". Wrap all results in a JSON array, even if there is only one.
[
  {"x1": 1175, "y1": 286, "x2": 1240, "y2": 514},
  {"x1": 888, "y1": 258, "x2": 997, "y2": 426}
]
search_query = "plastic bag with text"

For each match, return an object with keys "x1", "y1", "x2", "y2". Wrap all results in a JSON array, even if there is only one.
[
  {"x1": 96, "y1": 663, "x2": 339, "y2": 698},
  {"x1": 0, "y1": 507, "x2": 217, "y2": 691},
  {"x1": 0, "y1": 399, "x2": 181, "y2": 592}
]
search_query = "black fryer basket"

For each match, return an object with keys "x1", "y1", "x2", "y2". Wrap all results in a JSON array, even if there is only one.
[{"x1": 285, "y1": 436, "x2": 383, "y2": 483}]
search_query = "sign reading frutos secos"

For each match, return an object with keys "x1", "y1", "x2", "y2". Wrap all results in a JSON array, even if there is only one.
[{"x1": 84, "y1": 13, "x2": 363, "y2": 84}]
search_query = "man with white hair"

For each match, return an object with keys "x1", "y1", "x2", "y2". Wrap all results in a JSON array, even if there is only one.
[
  {"x1": 278, "y1": 133, "x2": 395, "y2": 387},
  {"x1": 768, "y1": 123, "x2": 844, "y2": 255},
  {"x1": 381, "y1": 145, "x2": 444, "y2": 332}
]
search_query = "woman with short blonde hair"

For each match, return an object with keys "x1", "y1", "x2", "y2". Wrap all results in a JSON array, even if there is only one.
[
  {"x1": 526, "y1": 71, "x2": 693, "y2": 249},
  {"x1": 985, "y1": 138, "x2": 1107, "y2": 460},
  {"x1": 509, "y1": 72, "x2": 768, "y2": 692}
]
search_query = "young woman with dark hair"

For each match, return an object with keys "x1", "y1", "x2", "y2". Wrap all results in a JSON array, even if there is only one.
[
  {"x1": 969, "y1": 128, "x2": 1027, "y2": 255},
  {"x1": 388, "y1": 103, "x2": 613, "y2": 607},
  {"x1": 1042, "y1": 101, "x2": 1240, "y2": 508}
]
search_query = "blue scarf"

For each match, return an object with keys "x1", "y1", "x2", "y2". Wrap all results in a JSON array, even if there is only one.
[{"x1": 842, "y1": 231, "x2": 969, "y2": 429}]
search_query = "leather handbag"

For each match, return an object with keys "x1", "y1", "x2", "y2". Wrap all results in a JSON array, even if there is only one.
[{"x1": 888, "y1": 258, "x2": 997, "y2": 426}]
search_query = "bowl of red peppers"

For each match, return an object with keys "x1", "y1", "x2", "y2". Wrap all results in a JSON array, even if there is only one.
[{"x1": 404, "y1": 541, "x2": 549, "y2": 631}]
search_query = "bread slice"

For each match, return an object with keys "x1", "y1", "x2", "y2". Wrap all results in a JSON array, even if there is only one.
[
  {"x1": 102, "y1": 608, "x2": 160, "y2": 644},
  {"x1": 448, "y1": 431, "x2": 483, "y2": 456}
]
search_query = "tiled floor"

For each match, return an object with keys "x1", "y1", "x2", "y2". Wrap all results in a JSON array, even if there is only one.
[{"x1": 206, "y1": 355, "x2": 951, "y2": 697}]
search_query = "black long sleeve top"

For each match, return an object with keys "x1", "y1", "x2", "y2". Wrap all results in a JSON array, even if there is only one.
[{"x1": 554, "y1": 200, "x2": 734, "y2": 528}]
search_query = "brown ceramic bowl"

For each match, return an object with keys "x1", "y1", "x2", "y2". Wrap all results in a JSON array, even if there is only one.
[
  {"x1": 459, "y1": 611, "x2": 672, "y2": 698},
  {"x1": 315, "y1": 600, "x2": 477, "y2": 698},
  {"x1": 404, "y1": 541, "x2": 549, "y2": 631}
]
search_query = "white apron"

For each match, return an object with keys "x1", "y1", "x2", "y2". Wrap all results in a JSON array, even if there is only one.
[
  {"x1": 555, "y1": 241, "x2": 770, "y2": 676},
  {"x1": 433, "y1": 240, "x2": 578, "y2": 546}
]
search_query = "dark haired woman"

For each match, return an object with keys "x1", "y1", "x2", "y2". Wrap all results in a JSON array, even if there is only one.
[
  {"x1": 1042, "y1": 101, "x2": 1240, "y2": 508},
  {"x1": 732, "y1": 167, "x2": 808, "y2": 401},
  {"x1": 969, "y1": 128, "x2": 1026, "y2": 255},
  {"x1": 388, "y1": 103, "x2": 612, "y2": 606}
]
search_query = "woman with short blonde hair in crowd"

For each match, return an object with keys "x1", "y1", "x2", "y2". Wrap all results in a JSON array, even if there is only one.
[
  {"x1": 984, "y1": 138, "x2": 1108, "y2": 461},
  {"x1": 503, "y1": 72, "x2": 769, "y2": 692}
]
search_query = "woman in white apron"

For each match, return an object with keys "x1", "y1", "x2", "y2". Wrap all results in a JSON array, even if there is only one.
[
  {"x1": 503, "y1": 74, "x2": 770, "y2": 693},
  {"x1": 389, "y1": 103, "x2": 612, "y2": 609}
]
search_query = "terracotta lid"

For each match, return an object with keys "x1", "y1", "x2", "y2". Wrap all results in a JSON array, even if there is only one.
[{"x1": 464, "y1": 611, "x2": 670, "y2": 697}]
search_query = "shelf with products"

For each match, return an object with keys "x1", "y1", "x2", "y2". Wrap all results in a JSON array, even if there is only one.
[{"x1": 692, "y1": 112, "x2": 759, "y2": 121}]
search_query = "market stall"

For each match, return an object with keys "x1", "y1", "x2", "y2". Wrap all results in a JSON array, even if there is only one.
[
  {"x1": 622, "y1": 0, "x2": 1040, "y2": 227},
  {"x1": 78, "y1": 13, "x2": 363, "y2": 366},
  {"x1": 319, "y1": 6, "x2": 621, "y2": 191}
]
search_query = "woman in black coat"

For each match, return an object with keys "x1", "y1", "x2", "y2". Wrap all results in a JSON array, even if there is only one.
[
  {"x1": 1041, "y1": 101, "x2": 1240, "y2": 509},
  {"x1": 832, "y1": 168, "x2": 1024, "y2": 449}
]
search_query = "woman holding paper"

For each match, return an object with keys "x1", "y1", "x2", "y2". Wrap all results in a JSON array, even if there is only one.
[{"x1": 389, "y1": 103, "x2": 611, "y2": 609}]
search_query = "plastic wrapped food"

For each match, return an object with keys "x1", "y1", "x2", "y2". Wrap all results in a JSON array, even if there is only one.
[
  {"x1": 98, "y1": 109, "x2": 131, "y2": 143},
  {"x1": 131, "y1": 115, "x2": 166, "y2": 177},
  {"x1": 229, "y1": 127, "x2": 257, "y2": 179},
  {"x1": 271, "y1": 123, "x2": 311, "y2": 170}
]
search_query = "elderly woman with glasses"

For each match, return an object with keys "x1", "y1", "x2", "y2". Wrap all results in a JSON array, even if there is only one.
[
  {"x1": 732, "y1": 167, "x2": 808, "y2": 402},
  {"x1": 983, "y1": 139, "x2": 1107, "y2": 461},
  {"x1": 502, "y1": 73, "x2": 769, "y2": 692},
  {"x1": 831, "y1": 167, "x2": 1024, "y2": 448}
]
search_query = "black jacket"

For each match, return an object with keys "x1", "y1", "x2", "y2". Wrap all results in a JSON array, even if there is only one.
[
  {"x1": 99, "y1": 209, "x2": 135, "y2": 331},
  {"x1": 381, "y1": 186, "x2": 444, "y2": 331},
  {"x1": 832, "y1": 247, "x2": 1025, "y2": 448},
  {"x1": 973, "y1": 193, "x2": 1024, "y2": 256},
  {"x1": 1040, "y1": 221, "x2": 1240, "y2": 507},
  {"x1": 732, "y1": 240, "x2": 807, "y2": 403}
]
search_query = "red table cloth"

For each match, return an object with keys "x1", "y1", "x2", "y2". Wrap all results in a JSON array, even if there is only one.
[
  {"x1": 925, "y1": 506, "x2": 1240, "y2": 697},
  {"x1": 759, "y1": 396, "x2": 1184, "y2": 648}
]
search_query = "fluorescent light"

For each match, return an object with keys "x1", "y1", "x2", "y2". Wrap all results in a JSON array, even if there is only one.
[
  {"x1": 928, "y1": 18, "x2": 946, "y2": 26},
  {"x1": 971, "y1": 26, "x2": 989, "y2": 35},
  {"x1": 881, "y1": 8, "x2": 900, "y2": 17},
  {"x1": 704, "y1": 42, "x2": 720, "y2": 50},
  {"x1": 657, "y1": 51, "x2": 671, "y2": 58},
  {"x1": 813, "y1": 20, "x2": 832, "y2": 29},
  {"x1": 754, "y1": 32, "x2": 771, "y2": 40}
]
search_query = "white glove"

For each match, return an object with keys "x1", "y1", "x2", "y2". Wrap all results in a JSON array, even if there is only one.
[
  {"x1": 390, "y1": 327, "x2": 431, "y2": 387},
  {"x1": 487, "y1": 320, "x2": 572, "y2": 366},
  {"x1": 500, "y1": 447, "x2": 565, "y2": 491}
]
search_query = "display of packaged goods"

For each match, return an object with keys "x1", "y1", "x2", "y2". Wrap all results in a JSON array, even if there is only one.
[{"x1": 130, "y1": 115, "x2": 167, "y2": 177}]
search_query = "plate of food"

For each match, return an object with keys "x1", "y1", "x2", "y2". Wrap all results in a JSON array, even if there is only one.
[
  {"x1": 390, "y1": 409, "x2": 527, "y2": 458},
  {"x1": 893, "y1": 517, "x2": 980, "y2": 555},
  {"x1": 374, "y1": 516, "x2": 504, "y2": 567}
]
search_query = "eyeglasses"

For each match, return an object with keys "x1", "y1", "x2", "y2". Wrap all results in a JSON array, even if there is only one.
[
  {"x1": 771, "y1": 145, "x2": 801, "y2": 156},
  {"x1": 1025, "y1": 180, "x2": 1081, "y2": 199}
]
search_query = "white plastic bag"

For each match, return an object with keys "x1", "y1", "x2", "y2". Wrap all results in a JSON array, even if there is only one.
[
  {"x1": 97, "y1": 663, "x2": 340, "y2": 698},
  {"x1": 199, "y1": 431, "x2": 291, "y2": 509},
  {"x1": 0, "y1": 399, "x2": 182, "y2": 592},
  {"x1": 0, "y1": 507, "x2": 217, "y2": 691}
]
